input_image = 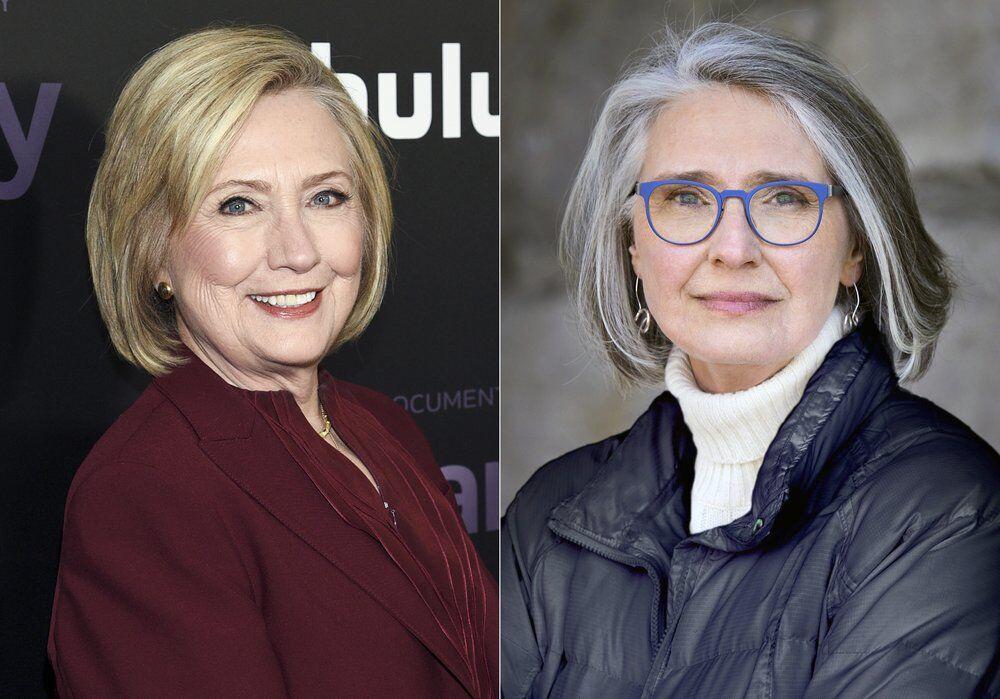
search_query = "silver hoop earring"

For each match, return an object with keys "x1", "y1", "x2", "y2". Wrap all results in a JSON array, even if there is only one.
[
  {"x1": 634, "y1": 277, "x2": 651, "y2": 335},
  {"x1": 843, "y1": 282, "x2": 861, "y2": 332}
]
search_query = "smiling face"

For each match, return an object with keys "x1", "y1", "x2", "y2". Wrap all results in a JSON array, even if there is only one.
[
  {"x1": 629, "y1": 84, "x2": 862, "y2": 392},
  {"x1": 158, "y1": 88, "x2": 364, "y2": 381}
]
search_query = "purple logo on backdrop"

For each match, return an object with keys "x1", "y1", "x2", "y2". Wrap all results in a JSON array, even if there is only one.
[
  {"x1": 394, "y1": 386, "x2": 497, "y2": 414},
  {"x1": 443, "y1": 462, "x2": 498, "y2": 534},
  {"x1": 398, "y1": 389, "x2": 498, "y2": 532},
  {"x1": 0, "y1": 83, "x2": 61, "y2": 200}
]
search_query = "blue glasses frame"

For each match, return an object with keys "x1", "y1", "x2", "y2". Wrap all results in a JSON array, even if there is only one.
[{"x1": 631, "y1": 179, "x2": 849, "y2": 246}]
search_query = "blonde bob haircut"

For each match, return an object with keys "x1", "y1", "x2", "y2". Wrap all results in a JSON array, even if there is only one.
[
  {"x1": 560, "y1": 21, "x2": 956, "y2": 389},
  {"x1": 87, "y1": 23, "x2": 392, "y2": 376}
]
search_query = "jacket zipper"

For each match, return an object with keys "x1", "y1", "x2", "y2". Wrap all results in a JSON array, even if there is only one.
[
  {"x1": 370, "y1": 475, "x2": 397, "y2": 529},
  {"x1": 320, "y1": 421, "x2": 398, "y2": 530},
  {"x1": 640, "y1": 544, "x2": 705, "y2": 698},
  {"x1": 548, "y1": 520, "x2": 667, "y2": 652}
]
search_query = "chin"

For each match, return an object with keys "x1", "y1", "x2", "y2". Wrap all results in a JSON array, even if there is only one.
[
  {"x1": 683, "y1": 324, "x2": 788, "y2": 366},
  {"x1": 259, "y1": 343, "x2": 329, "y2": 368}
]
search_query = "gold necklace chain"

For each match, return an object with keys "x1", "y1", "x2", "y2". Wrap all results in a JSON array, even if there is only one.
[{"x1": 318, "y1": 400, "x2": 332, "y2": 438}]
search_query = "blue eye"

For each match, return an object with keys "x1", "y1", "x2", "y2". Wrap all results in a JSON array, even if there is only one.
[
  {"x1": 219, "y1": 196, "x2": 253, "y2": 216},
  {"x1": 313, "y1": 189, "x2": 350, "y2": 207},
  {"x1": 217, "y1": 189, "x2": 350, "y2": 216}
]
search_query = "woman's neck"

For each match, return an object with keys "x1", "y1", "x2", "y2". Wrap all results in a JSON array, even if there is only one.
[
  {"x1": 178, "y1": 326, "x2": 325, "y2": 431},
  {"x1": 685, "y1": 355, "x2": 791, "y2": 393},
  {"x1": 665, "y1": 305, "x2": 849, "y2": 465},
  {"x1": 683, "y1": 310, "x2": 847, "y2": 393}
]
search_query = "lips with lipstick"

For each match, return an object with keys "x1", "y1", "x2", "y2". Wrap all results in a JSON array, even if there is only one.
[
  {"x1": 249, "y1": 288, "x2": 324, "y2": 317},
  {"x1": 695, "y1": 291, "x2": 780, "y2": 315}
]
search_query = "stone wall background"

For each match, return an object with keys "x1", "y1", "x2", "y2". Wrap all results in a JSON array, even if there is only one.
[{"x1": 501, "y1": 0, "x2": 1000, "y2": 509}]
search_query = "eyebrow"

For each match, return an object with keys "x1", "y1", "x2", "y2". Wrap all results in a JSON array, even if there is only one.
[
  {"x1": 647, "y1": 169, "x2": 818, "y2": 187},
  {"x1": 208, "y1": 169, "x2": 352, "y2": 196}
]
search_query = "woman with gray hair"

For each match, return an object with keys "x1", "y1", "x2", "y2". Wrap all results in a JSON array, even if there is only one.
[{"x1": 502, "y1": 21, "x2": 999, "y2": 698}]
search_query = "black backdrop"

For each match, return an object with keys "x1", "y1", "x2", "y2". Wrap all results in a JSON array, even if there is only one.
[{"x1": 0, "y1": 1, "x2": 498, "y2": 693}]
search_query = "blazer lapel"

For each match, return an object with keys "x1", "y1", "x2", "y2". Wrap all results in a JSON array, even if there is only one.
[{"x1": 153, "y1": 347, "x2": 476, "y2": 696}]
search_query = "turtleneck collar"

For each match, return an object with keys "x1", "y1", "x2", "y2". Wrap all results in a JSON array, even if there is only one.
[{"x1": 665, "y1": 305, "x2": 849, "y2": 465}]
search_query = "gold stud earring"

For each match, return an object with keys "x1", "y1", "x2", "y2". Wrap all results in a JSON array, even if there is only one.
[{"x1": 156, "y1": 281, "x2": 174, "y2": 300}]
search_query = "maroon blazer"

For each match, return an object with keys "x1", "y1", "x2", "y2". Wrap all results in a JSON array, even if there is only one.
[{"x1": 47, "y1": 347, "x2": 498, "y2": 697}]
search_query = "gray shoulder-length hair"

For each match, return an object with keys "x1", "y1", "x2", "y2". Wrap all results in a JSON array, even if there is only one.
[{"x1": 559, "y1": 21, "x2": 955, "y2": 388}]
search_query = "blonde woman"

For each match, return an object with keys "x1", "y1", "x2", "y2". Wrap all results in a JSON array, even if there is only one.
[
  {"x1": 502, "y1": 22, "x2": 999, "y2": 698},
  {"x1": 48, "y1": 25, "x2": 496, "y2": 697}
]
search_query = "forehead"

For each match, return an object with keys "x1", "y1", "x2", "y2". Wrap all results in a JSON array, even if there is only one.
[
  {"x1": 213, "y1": 88, "x2": 351, "y2": 182},
  {"x1": 641, "y1": 84, "x2": 828, "y2": 183}
]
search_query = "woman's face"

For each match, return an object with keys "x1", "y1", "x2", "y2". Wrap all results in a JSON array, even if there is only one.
[
  {"x1": 159, "y1": 88, "x2": 364, "y2": 377},
  {"x1": 629, "y1": 84, "x2": 862, "y2": 391}
]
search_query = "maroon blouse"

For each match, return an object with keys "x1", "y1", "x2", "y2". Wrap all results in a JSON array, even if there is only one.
[
  {"x1": 248, "y1": 355, "x2": 498, "y2": 697},
  {"x1": 48, "y1": 344, "x2": 498, "y2": 697}
]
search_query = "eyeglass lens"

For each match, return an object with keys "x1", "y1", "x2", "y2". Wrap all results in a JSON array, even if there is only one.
[{"x1": 647, "y1": 183, "x2": 822, "y2": 245}]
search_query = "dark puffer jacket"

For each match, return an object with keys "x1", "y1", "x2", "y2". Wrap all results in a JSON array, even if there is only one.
[{"x1": 502, "y1": 316, "x2": 1000, "y2": 698}]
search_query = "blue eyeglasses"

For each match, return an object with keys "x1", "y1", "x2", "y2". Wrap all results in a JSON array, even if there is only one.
[{"x1": 631, "y1": 179, "x2": 849, "y2": 246}]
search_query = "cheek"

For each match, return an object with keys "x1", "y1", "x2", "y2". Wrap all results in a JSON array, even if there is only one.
[
  {"x1": 172, "y1": 230, "x2": 258, "y2": 289},
  {"x1": 772, "y1": 246, "x2": 841, "y2": 305},
  {"x1": 322, "y1": 221, "x2": 365, "y2": 277},
  {"x1": 780, "y1": 205, "x2": 852, "y2": 294},
  {"x1": 633, "y1": 228, "x2": 697, "y2": 299}
]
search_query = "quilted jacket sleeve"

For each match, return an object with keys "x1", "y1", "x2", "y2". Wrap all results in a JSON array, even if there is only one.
[
  {"x1": 48, "y1": 460, "x2": 288, "y2": 698},
  {"x1": 501, "y1": 501, "x2": 544, "y2": 699},
  {"x1": 804, "y1": 475, "x2": 1000, "y2": 697}
]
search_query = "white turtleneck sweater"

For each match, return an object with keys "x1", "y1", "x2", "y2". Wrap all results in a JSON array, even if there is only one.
[{"x1": 665, "y1": 306, "x2": 849, "y2": 534}]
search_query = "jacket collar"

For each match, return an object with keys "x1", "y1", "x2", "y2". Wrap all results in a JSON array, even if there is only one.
[
  {"x1": 549, "y1": 314, "x2": 898, "y2": 555},
  {"x1": 152, "y1": 345, "x2": 478, "y2": 697},
  {"x1": 152, "y1": 343, "x2": 325, "y2": 442}
]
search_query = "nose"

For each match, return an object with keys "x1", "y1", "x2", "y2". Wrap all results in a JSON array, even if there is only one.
[
  {"x1": 705, "y1": 195, "x2": 762, "y2": 268},
  {"x1": 266, "y1": 208, "x2": 321, "y2": 272}
]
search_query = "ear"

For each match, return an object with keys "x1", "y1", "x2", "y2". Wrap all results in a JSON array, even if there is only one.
[
  {"x1": 628, "y1": 240, "x2": 642, "y2": 280},
  {"x1": 839, "y1": 236, "x2": 864, "y2": 286}
]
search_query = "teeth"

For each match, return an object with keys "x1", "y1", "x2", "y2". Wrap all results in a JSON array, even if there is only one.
[{"x1": 251, "y1": 291, "x2": 317, "y2": 307}]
